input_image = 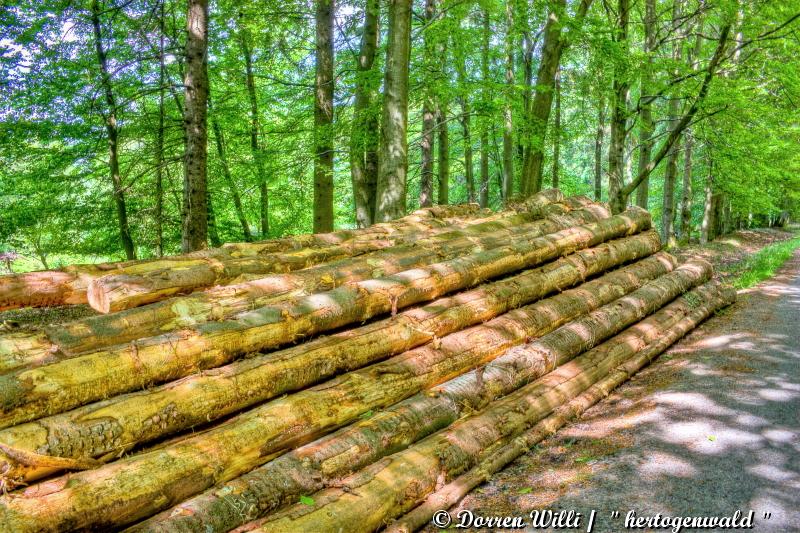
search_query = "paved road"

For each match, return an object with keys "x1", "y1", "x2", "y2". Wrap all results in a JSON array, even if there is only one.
[{"x1": 445, "y1": 250, "x2": 800, "y2": 532}]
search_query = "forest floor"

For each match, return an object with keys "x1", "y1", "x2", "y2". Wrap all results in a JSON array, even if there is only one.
[{"x1": 429, "y1": 229, "x2": 800, "y2": 532}]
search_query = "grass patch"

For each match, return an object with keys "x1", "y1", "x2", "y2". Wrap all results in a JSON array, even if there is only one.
[{"x1": 730, "y1": 237, "x2": 800, "y2": 289}]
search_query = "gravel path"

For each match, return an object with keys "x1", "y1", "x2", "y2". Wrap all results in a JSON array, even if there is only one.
[{"x1": 439, "y1": 249, "x2": 800, "y2": 532}]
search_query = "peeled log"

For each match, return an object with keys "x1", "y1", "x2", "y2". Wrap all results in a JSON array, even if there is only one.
[
  {"x1": 249, "y1": 281, "x2": 733, "y2": 533},
  {"x1": 387, "y1": 281, "x2": 736, "y2": 533},
  {"x1": 127, "y1": 249, "x2": 675, "y2": 533},
  {"x1": 0, "y1": 209, "x2": 651, "y2": 429},
  {"x1": 0, "y1": 200, "x2": 509, "y2": 312},
  {"x1": 0, "y1": 235, "x2": 657, "y2": 530},
  {"x1": 0, "y1": 202, "x2": 605, "y2": 372}
]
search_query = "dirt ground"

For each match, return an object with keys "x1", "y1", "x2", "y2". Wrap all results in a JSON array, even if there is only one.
[{"x1": 429, "y1": 235, "x2": 800, "y2": 532}]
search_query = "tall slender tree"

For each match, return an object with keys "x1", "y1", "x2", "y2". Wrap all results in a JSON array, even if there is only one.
[
  {"x1": 90, "y1": 0, "x2": 136, "y2": 259},
  {"x1": 419, "y1": 0, "x2": 437, "y2": 208},
  {"x1": 375, "y1": 0, "x2": 412, "y2": 221},
  {"x1": 635, "y1": 0, "x2": 656, "y2": 209},
  {"x1": 350, "y1": 0, "x2": 380, "y2": 227},
  {"x1": 181, "y1": 0, "x2": 209, "y2": 252},
  {"x1": 314, "y1": 0, "x2": 335, "y2": 231}
]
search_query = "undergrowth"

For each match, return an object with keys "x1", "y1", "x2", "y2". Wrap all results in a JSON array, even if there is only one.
[{"x1": 729, "y1": 237, "x2": 800, "y2": 289}]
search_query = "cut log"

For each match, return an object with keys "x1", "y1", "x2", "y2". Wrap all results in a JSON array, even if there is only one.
[
  {"x1": 0, "y1": 200, "x2": 521, "y2": 312},
  {"x1": 0, "y1": 202, "x2": 606, "y2": 371},
  {"x1": 243, "y1": 281, "x2": 733, "y2": 533},
  {"x1": 0, "y1": 235, "x2": 661, "y2": 530},
  {"x1": 0, "y1": 236, "x2": 666, "y2": 487},
  {"x1": 125, "y1": 248, "x2": 677, "y2": 533},
  {"x1": 387, "y1": 281, "x2": 736, "y2": 533},
  {"x1": 0, "y1": 208, "x2": 651, "y2": 429}
]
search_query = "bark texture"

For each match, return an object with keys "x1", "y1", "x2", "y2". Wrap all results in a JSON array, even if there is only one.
[{"x1": 313, "y1": 0, "x2": 335, "y2": 232}]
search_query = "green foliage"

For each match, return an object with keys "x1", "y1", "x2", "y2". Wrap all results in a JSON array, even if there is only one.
[
  {"x1": 730, "y1": 237, "x2": 800, "y2": 289},
  {"x1": 1, "y1": 0, "x2": 798, "y2": 270}
]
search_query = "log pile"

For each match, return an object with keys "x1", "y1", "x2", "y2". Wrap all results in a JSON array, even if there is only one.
[{"x1": 0, "y1": 190, "x2": 734, "y2": 532}]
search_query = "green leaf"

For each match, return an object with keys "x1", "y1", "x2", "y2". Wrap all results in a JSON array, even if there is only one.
[
  {"x1": 299, "y1": 495, "x2": 315, "y2": 506},
  {"x1": 359, "y1": 410, "x2": 374, "y2": 419},
  {"x1": 517, "y1": 487, "x2": 533, "y2": 494}
]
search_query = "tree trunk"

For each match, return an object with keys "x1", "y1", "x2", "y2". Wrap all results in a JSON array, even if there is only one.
[
  {"x1": 314, "y1": 0, "x2": 335, "y2": 232},
  {"x1": 635, "y1": 0, "x2": 656, "y2": 209},
  {"x1": 607, "y1": 0, "x2": 629, "y2": 214},
  {"x1": 0, "y1": 233, "x2": 663, "y2": 490},
  {"x1": 594, "y1": 94, "x2": 605, "y2": 201},
  {"x1": 454, "y1": 48, "x2": 475, "y2": 204},
  {"x1": 661, "y1": 0, "x2": 684, "y2": 246},
  {"x1": 154, "y1": 0, "x2": 165, "y2": 257},
  {"x1": 418, "y1": 0, "x2": 436, "y2": 208},
  {"x1": 502, "y1": 0, "x2": 515, "y2": 202},
  {"x1": 375, "y1": 0, "x2": 412, "y2": 221},
  {"x1": 478, "y1": 9, "x2": 490, "y2": 207},
  {"x1": 551, "y1": 70, "x2": 561, "y2": 189},
  {"x1": 3, "y1": 201, "x2": 599, "y2": 366},
  {"x1": 181, "y1": 0, "x2": 209, "y2": 252},
  {"x1": 349, "y1": 0, "x2": 380, "y2": 227},
  {"x1": 437, "y1": 107, "x2": 450, "y2": 204},
  {"x1": 388, "y1": 281, "x2": 734, "y2": 533},
  {"x1": 224, "y1": 263, "x2": 715, "y2": 533},
  {"x1": 0, "y1": 209, "x2": 650, "y2": 431},
  {"x1": 700, "y1": 160, "x2": 714, "y2": 244},
  {"x1": 128, "y1": 241, "x2": 670, "y2": 533},
  {"x1": 210, "y1": 110, "x2": 253, "y2": 241},
  {"x1": 90, "y1": 0, "x2": 136, "y2": 260},
  {"x1": 678, "y1": 131, "x2": 693, "y2": 243},
  {"x1": 240, "y1": 31, "x2": 270, "y2": 237}
]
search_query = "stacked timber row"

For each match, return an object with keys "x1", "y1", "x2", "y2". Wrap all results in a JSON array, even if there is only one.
[{"x1": 0, "y1": 190, "x2": 734, "y2": 532}]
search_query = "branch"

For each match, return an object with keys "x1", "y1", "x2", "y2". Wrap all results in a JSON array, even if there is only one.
[{"x1": 621, "y1": 23, "x2": 731, "y2": 198}]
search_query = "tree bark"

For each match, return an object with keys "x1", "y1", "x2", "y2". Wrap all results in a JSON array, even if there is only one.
[
  {"x1": 206, "y1": 189, "x2": 221, "y2": 248},
  {"x1": 418, "y1": 0, "x2": 436, "y2": 208},
  {"x1": 478, "y1": 9, "x2": 490, "y2": 207},
  {"x1": 388, "y1": 281, "x2": 735, "y2": 533},
  {"x1": 0, "y1": 209, "x2": 650, "y2": 430},
  {"x1": 181, "y1": 0, "x2": 209, "y2": 252},
  {"x1": 240, "y1": 31, "x2": 270, "y2": 237},
  {"x1": 90, "y1": 0, "x2": 136, "y2": 260},
  {"x1": 227, "y1": 262, "x2": 715, "y2": 533},
  {"x1": 349, "y1": 0, "x2": 380, "y2": 227},
  {"x1": 454, "y1": 47, "x2": 475, "y2": 204},
  {"x1": 375, "y1": 0, "x2": 412, "y2": 221},
  {"x1": 607, "y1": 0, "x2": 630, "y2": 214},
  {"x1": 0, "y1": 232, "x2": 662, "y2": 489},
  {"x1": 700, "y1": 159, "x2": 714, "y2": 244},
  {"x1": 127, "y1": 241, "x2": 670, "y2": 533},
  {"x1": 551, "y1": 70, "x2": 561, "y2": 188},
  {"x1": 661, "y1": 0, "x2": 684, "y2": 246},
  {"x1": 154, "y1": 0, "x2": 165, "y2": 257},
  {"x1": 502, "y1": 0, "x2": 515, "y2": 202},
  {"x1": 678, "y1": 131, "x2": 693, "y2": 242},
  {"x1": 635, "y1": 0, "x2": 656, "y2": 209},
  {"x1": 437, "y1": 106, "x2": 449, "y2": 204},
  {"x1": 594, "y1": 94, "x2": 604, "y2": 201},
  {"x1": 314, "y1": 0, "x2": 335, "y2": 232}
]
